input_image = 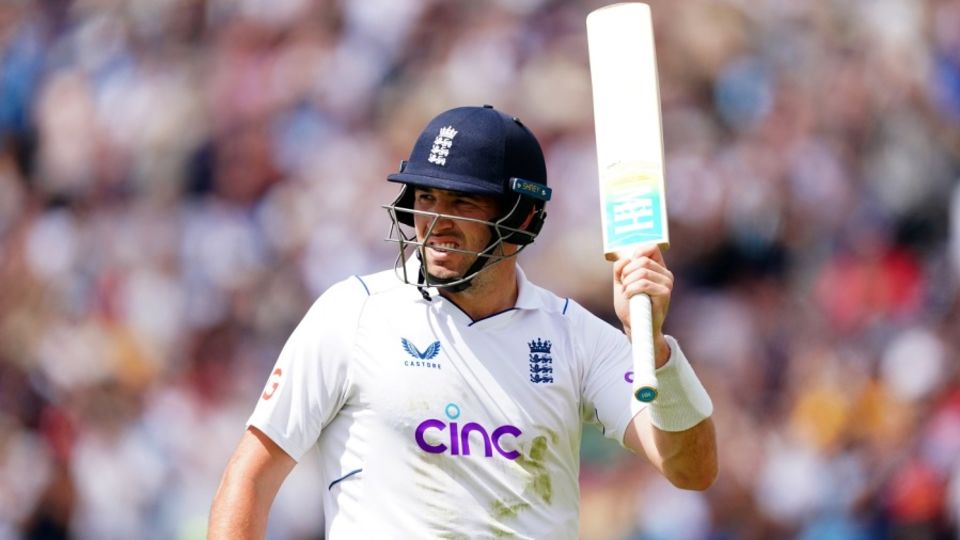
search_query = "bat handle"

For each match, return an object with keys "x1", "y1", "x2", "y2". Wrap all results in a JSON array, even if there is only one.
[{"x1": 629, "y1": 293, "x2": 658, "y2": 402}]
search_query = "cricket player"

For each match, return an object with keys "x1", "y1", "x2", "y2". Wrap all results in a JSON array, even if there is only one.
[{"x1": 209, "y1": 105, "x2": 717, "y2": 539}]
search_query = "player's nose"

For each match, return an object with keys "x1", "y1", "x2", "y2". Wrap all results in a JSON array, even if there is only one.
[
  {"x1": 422, "y1": 211, "x2": 456, "y2": 236},
  {"x1": 432, "y1": 217, "x2": 457, "y2": 235}
]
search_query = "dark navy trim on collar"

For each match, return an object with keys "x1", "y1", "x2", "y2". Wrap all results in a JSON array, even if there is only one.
[
  {"x1": 442, "y1": 296, "x2": 520, "y2": 325},
  {"x1": 467, "y1": 307, "x2": 520, "y2": 326}
]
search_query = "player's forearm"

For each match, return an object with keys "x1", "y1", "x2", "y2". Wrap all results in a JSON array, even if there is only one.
[
  {"x1": 622, "y1": 335, "x2": 716, "y2": 489},
  {"x1": 208, "y1": 472, "x2": 273, "y2": 539},
  {"x1": 651, "y1": 417, "x2": 717, "y2": 490},
  {"x1": 625, "y1": 411, "x2": 717, "y2": 490}
]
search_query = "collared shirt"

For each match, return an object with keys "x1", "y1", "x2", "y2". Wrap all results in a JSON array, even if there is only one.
[{"x1": 248, "y1": 262, "x2": 659, "y2": 539}]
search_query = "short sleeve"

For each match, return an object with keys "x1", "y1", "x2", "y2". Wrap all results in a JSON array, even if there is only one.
[
  {"x1": 246, "y1": 278, "x2": 366, "y2": 461},
  {"x1": 574, "y1": 304, "x2": 645, "y2": 447}
]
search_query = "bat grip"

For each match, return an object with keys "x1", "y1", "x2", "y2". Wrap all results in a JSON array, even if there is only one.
[{"x1": 629, "y1": 293, "x2": 658, "y2": 402}]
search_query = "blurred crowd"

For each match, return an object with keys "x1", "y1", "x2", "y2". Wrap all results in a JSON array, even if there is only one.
[{"x1": 0, "y1": 0, "x2": 958, "y2": 539}]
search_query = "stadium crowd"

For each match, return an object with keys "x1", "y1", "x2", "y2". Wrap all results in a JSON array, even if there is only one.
[{"x1": 0, "y1": 0, "x2": 958, "y2": 538}]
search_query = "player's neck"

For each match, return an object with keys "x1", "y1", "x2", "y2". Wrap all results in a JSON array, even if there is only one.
[{"x1": 438, "y1": 260, "x2": 519, "y2": 321}]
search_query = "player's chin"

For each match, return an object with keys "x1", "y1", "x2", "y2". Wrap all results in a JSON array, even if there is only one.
[
  {"x1": 425, "y1": 256, "x2": 475, "y2": 281},
  {"x1": 425, "y1": 263, "x2": 463, "y2": 282}
]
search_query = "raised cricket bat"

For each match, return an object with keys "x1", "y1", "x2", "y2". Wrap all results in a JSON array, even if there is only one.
[{"x1": 586, "y1": 3, "x2": 669, "y2": 403}]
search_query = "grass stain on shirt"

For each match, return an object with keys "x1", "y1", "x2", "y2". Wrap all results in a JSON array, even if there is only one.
[
  {"x1": 515, "y1": 435, "x2": 553, "y2": 504},
  {"x1": 491, "y1": 499, "x2": 531, "y2": 520}
]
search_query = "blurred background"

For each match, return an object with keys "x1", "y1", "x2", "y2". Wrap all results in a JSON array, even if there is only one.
[{"x1": 0, "y1": 0, "x2": 958, "y2": 538}]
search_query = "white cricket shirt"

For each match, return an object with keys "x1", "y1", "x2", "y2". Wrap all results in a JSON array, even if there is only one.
[{"x1": 248, "y1": 264, "x2": 658, "y2": 538}]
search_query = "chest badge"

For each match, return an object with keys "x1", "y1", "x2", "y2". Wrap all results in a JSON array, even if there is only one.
[{"x1": 528, "y1": 338, "x2": 554, "y2": 384}]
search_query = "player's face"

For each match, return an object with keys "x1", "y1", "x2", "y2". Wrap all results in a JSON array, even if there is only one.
[{"x1": 413, "y1": 188, "x2": 500, "y2": 282}]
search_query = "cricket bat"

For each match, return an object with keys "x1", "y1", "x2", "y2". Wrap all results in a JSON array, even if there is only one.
[{"x1": 586, "y1": 3, "x2": 669, "y2": 403}]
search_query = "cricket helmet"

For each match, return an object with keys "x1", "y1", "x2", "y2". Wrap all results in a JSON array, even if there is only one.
[{"x1": 383, "y1": 105, "x2": 552, "y2": 290}]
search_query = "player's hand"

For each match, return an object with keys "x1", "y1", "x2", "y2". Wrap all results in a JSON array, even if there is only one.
[{"x1": 612, "y1": 245, "x2": 673, "y2": 366}]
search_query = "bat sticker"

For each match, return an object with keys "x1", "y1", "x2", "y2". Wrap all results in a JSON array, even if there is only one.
[{"x1": 600, "y1": 162, "x2": 665, "y2": 251}]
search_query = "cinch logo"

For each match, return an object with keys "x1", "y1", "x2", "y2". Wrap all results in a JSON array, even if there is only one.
[{"x1": 415, "y1": 403, "x2": 521, "y2": 460}]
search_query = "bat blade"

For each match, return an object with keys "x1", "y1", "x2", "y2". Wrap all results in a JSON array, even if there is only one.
[{"x1": 586, "y1": 3, "x2": 669, "y2": 403}]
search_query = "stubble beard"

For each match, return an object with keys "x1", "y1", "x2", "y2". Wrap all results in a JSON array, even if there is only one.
[
  {"x1": 424, "y1": 251, "x2": 509, "y2": 295},
  {"x1": 423, "y1": 249, "x2": 478, "y2": 286}
]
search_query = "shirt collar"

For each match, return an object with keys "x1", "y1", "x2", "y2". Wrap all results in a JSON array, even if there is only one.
[{"x1": 513, "y1": 265, "x2": 542, "y2": 310}]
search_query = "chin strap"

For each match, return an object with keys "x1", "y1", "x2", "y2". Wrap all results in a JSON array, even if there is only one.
[
  {"x1": 417, "y1": 283, "x2": 432, "y2": 301},
  {"x1": 415, "y1": 252, "x2": 433, "y2": 301}
]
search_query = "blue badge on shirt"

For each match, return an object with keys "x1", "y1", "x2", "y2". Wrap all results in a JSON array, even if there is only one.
[
  {"x1": 528, "y1": 338, "x2": 554, "y2": 384},
  {"x1": 402, "y1": 338, "x2": 441, "y2": 360}
]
